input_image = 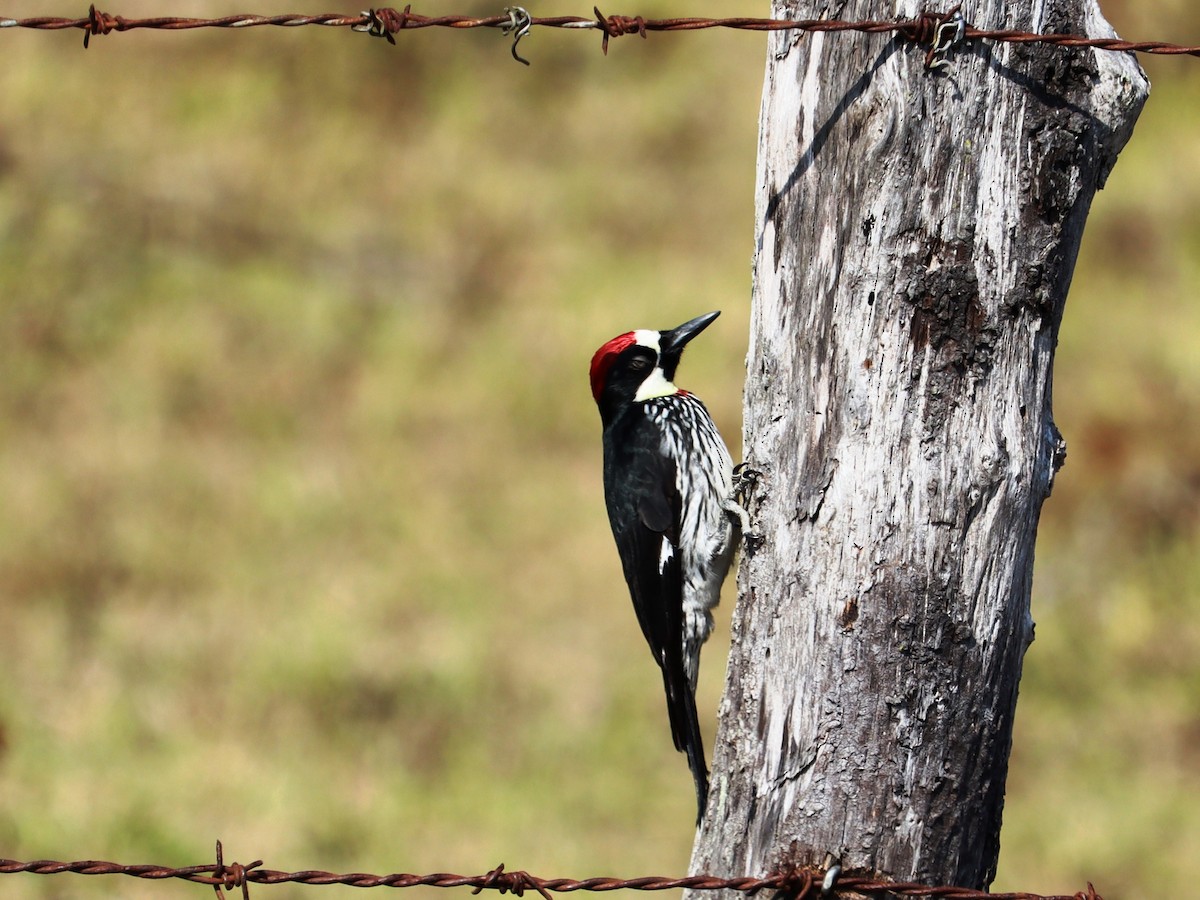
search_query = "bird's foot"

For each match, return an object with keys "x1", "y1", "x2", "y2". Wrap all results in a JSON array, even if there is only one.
[
  {"x1": 732, "y1": 463, "x2": 762, "y2": 506},
  {"x1": 729, "y1": 464, "x2": 763, "y2": 548}
]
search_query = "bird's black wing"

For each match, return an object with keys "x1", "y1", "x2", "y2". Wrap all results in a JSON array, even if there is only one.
[{"x1": 604, "y1": 413, "x2": 709, "y2": 821}]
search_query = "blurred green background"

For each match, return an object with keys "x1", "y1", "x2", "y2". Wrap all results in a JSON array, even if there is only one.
[{"x1": 0, "y1": 2, "x2": 1196, "y2": 898}]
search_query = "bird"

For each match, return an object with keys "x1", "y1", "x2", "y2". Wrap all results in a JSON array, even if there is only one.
[{"x1": 589, "y1": 310, "x2": 747, "y2": 824}]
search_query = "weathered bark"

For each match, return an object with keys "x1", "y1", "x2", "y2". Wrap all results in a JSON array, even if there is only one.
[{"x1": 690, "y1": 0, "x2": 1146, "y2": 892}]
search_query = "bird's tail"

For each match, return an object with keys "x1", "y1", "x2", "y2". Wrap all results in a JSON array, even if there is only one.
[{"x1": 661, "y1": 660, "x2": 709, "y2": 825}]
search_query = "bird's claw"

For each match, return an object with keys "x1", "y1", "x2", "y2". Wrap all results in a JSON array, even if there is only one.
[
  {"x1": 732, "y1": 463, "x2": 762, "y2": 506},
  {"x1": 726, "y1": 464, "x2": 762, "y2": 549}
]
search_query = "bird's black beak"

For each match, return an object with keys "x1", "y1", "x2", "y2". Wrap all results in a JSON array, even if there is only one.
[{"x1": 661, "y1": 311, "x2": 720, "y2": 354}]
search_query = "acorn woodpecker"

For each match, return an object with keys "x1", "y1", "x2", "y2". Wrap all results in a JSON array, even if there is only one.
[{"x1": 589, "y1": 310, "x2": 746, "y2": 823}]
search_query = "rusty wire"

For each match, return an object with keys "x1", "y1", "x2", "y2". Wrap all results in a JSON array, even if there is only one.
[
  {"x1": 0, "y1": 5, "x2": 1197, "y2": 60},
  {"x1": 0, "y1": 843, "x2": 1104, "y2": 900}
]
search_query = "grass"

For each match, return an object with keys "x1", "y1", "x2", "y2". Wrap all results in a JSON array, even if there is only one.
[{"x1": 0, "y1": 2, "x2": 1196, "y2": 899}]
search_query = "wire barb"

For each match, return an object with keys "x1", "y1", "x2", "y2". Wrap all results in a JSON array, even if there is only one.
[
  {"x1": 593, "y1": 7, "x2": 647, "y2": 55},
  {"x1": 769, "y1": 866, "x2": 816, "y2": 900},
  {"x1": 500, "y1": 6, "x2": 533, "y2": 65},
  {"x1": 473, "y1": 864, "x2": 553, "y2": 900},
  {"x1": 83, "y1": 3, "x2": 117, "y2": 47},
  {"x1": 353, "y1": 6, "x2": 412, "y2": 44},
  {"x1": 204, "y1": 841, "x2": 262, "y2": 900},
  {"x1": 924, "y1": 5, "x2": 966, "y2": 70}
]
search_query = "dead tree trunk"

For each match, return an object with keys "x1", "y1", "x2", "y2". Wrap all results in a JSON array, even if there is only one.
[{"x1": 690, "y1": 0, "x2": 1146, "y2": 891}]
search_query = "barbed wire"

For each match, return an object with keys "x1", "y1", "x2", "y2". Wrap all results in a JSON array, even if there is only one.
[
  {"x1": 0, "y1": 4, "x2": 1197, "y2": 64},
  {"x1": 0, "y1": 843, "x2": 1104, "y2": 900}
]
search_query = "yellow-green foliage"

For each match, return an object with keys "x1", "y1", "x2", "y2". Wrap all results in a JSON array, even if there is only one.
[{"x1": 0, "y1": 2, "x2": 1195, "y2": 898}]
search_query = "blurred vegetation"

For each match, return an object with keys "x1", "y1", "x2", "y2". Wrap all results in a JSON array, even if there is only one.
[{"x1": 0, "y1": 2, "x2": 1195, "y2": 899}]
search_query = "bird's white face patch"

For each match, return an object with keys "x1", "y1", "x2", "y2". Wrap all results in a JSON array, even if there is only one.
[
  {"x1": 635, "y1": 368, "x2": 678, "y2": 402},
  {"x1": 632, "y1": 329, "x2": 679, "y2": 402},
  {"x1": 632, "y1": 329, "x2": 660, "y2": 352}
]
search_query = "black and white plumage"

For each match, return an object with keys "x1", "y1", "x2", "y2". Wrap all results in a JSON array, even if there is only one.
[{"x1": 589, "y1": 310, "x2": 746, "y2": 823}]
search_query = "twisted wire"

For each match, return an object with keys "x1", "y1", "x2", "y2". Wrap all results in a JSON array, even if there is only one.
[
  {"x1": 0, "y1": 6, "x2": 1196, "y2": 59},
  {"x1": 1, "y1": 851, "x2": 1105, "y2": 900}
]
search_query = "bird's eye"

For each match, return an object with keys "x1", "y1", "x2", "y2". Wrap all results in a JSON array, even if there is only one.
[{"x1": 630, "y1": 357, "x2": 651, "y2": 371}]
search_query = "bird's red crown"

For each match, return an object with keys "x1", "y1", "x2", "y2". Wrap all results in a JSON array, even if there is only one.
[{"x1": 589, "y1": 332, "x2": 638, "y2": 402}]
